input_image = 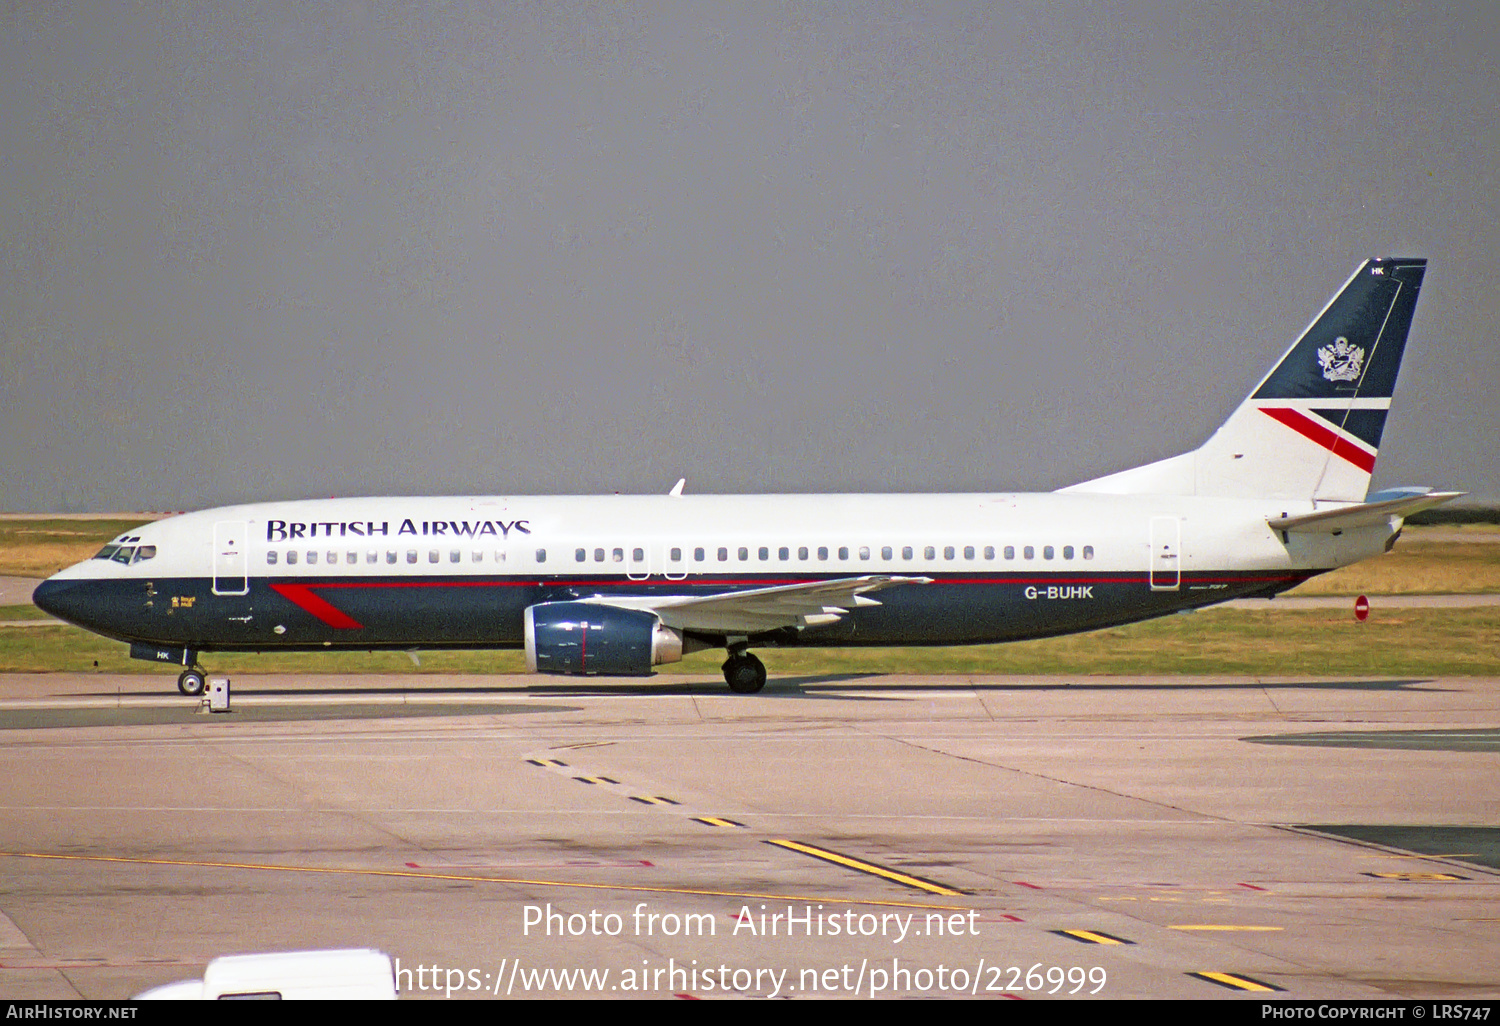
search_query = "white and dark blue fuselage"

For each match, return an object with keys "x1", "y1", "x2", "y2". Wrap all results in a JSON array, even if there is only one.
[
  {"x1": 33, "y1": 257, "x2": 1457, "y2": 693},
  {"x1": 34, "y1": 492, "x2": 1390, "y2": 663}
]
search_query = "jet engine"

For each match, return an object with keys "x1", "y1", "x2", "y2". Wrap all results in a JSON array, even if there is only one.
[{"x1": 523, "y1": 601, "x2": 686, "y2": 676}]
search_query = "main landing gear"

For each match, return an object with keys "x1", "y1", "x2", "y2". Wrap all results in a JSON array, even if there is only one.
[
  {"x1": 177, "y1": 668, "x2": 207, "y2": 697},
  {"x1": 722, "y1": 651, "x2": 767, "y2": 694}
]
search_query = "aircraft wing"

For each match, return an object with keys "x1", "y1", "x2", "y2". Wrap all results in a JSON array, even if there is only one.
[
  {"x1": 579, "y1": 575, "x2": 932, "y2": 633},
  {"x1": 1269, "y1": 490, "x2": 1465, "y2": 533}
]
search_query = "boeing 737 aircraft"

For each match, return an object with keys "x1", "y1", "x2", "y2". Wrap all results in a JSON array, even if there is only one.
[{"x1": 34, "y1": 257, "x2": 1458, "y2": 694}]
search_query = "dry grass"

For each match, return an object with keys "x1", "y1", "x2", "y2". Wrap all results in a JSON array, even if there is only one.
[
  {"x1": 1289, "y1": 534, "x2": 1500, "y2": 595},
  {"x1": 0, "y1": 519, "x2": 151, "y2": 577}
]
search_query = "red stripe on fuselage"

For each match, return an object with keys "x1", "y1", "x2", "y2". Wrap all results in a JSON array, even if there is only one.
[
  {"x1": 1260, "y1": 407, "x2": 1377, "y2": 473},
  {"x1": 263, "y1": 572, "x2": 1308, "y2": 631},
  {"x1": 268, "y1": 582, "x2": 366, "y2": 629}
]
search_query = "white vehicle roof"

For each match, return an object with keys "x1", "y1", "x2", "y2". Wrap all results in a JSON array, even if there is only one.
[{"x1": 135, "y1": 948, "x2": 396, "y2": 1000}]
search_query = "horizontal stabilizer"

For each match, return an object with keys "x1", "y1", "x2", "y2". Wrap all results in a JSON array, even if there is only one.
[{"x1": 1269, "y1": 490, "x2": 1464, "y2": 533}]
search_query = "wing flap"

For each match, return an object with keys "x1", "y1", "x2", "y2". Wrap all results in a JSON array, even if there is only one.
[{"x1": 578, "y1": 575, "x2": 932, "y2": 633}]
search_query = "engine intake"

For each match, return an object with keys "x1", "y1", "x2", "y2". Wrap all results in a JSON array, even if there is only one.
[{"x1": 523, "y1": 601, "x2": 685, "y2": 676}]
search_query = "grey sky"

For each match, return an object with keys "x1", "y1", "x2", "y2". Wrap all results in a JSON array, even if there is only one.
[{"x1": 3, "y1": 1, "x2": 1496, "y2": 511}]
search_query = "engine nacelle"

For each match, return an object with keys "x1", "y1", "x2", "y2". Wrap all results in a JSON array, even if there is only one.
[{"x1": 523, "y1": 601, "x2": 684, "y2": 676}]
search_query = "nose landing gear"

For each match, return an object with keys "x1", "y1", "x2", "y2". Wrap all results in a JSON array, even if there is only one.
[{"x1": 177, "y1": 668, "x2": 207, "y2": 696}]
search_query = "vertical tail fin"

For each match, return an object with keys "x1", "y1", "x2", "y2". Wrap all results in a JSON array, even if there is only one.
[{"x1": 1062, "y1": 257, "x2": 1427, "y2": 501}]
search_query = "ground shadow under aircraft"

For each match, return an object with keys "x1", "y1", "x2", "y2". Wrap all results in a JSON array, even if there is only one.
[{"x1": 86, "y1": 674, "x2": 1442, "y2": 703}]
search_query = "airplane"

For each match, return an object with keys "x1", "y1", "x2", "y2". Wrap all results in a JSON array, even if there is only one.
[{"x1": 34, "y1": 257, "x2": 1460, "y2": 696}]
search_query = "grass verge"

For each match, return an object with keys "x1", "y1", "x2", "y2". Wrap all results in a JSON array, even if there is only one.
[
  {"x1": 5, "y1": 607, "x2": 1497, "y2": 678},
  {"x1": 0, "y1": 519, "x2": 153, "y2": 577}
]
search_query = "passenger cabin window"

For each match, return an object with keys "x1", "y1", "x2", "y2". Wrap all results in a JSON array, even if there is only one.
[
  {"x1": 407, "y1": 550, "x2": 418, "y2": 564},
  {"x1": 903, "y1": 546, "x2": 913, "y2": 560},
  {"x1": 612, "y1": 548, "x2": 623, "y2": 563},
  {"x1": 694, "y1": 547, "x2": 705, "y2": 561},
  {"x1": 924, "y1": 546, "x2": 935, "y2": 560},
  {"x1": 944, "y1": 546, "x2": 955, "y2": 560},
  {"x1": 798, "y1": 546, "x2": 809, "y2": 560},
  {"x1": 859, "y1": 546, "x2": 870, "y2": 560},
  {"x1": 759, "y1": 547, "x2": 769, "y2": 561},
  {"x1": 671, "y1": 547, "x2": 682, "y2": 561},
  {"x1": 287, "y1": 551, "x2": 298, "y2": 565},
  {"x1": 633, "y1": 548, "x2": 644, "y2": 562},
  {"x1": 428, "y1": 550, "x2": 439, "y2": 563},
  {"x1": 576, "y1": 549, "x2": 587, "y2": 562},
  {"x1": 450, "y1": 550, "x2": 461, "y2": 563},
  {"x1": 1005, "y1": 546, "x2": 1015, "y2": 560},
  {"x1": 1063, "y1": 546, "x2": 1074, "y2": 560},
  {"x1": 1043, "y1": 546, "x2": 1054, "y2": 560},
  {"x1": 386, "y1": 551, "x2": 397, "y2": 564},
  {"x1": 594, "y1": 548, "x2": 605, "y2": 562},
  {"x1": 718, "y1": 547, "x2": 729, "y2": 562},
  {"x1": 837, "y1": 547, "x2": 848, "y2": 560},
  {"x1": 266, "y1": 551, "x2": 278, "y2": 565},
  {"x1": 307, "y1": 551, "x2": 317, "y2": 565},
  {"x1": 367, "y1": 551, "x2": 377, "y2": 564},
  {"x1": 964, "y1": 546, "x2": 975, "y2": 559},
  {"x1": 535, "y1": 549, "x2": 547, "y2": 562},
  {"x1": 1023, "y1": 546, "x2": 1035, "y2": 560},
  {"x1": 882, "y1": 546, "x2": 893, "y2": 560},
  {"x1": 817, "y1": 547, "x2": 829, "y2": 561},
  {"x1": 779, "y1": 547, "x2": 790, "y2": 561},
  {"x1": 738, "y1": 547, "x2": 748, "y2": 561},
  {"x1": 984, "y1": 546, "x2": 995, "y2": 560},
  {"x1": 1083, "y1": 545, "x2": 1095, "y2": 560}
]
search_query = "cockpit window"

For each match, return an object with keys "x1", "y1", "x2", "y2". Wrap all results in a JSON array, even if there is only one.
[{"x1": 94, "y1": 542, "x2": 155, "y2": 563}]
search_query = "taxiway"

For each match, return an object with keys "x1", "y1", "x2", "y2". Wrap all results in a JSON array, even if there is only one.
[{"x1": 0, "y1": 670, "x2": 1496, "y2": 999}]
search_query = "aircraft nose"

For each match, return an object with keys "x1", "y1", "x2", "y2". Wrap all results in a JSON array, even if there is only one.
[{"x1": 32, "y1": 578, "x2": 93, "y2": 625}]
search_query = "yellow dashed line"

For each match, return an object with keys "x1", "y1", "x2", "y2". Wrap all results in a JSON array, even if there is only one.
[
  {"x1": 1054, "y1": 929, "x2": 1133, "y2": 945},
  {"x1": 766, "y1": 840, "x2": 965, "y2": 897},
  {"x1": 1365, "y1": 872, "x2": 1468, "y2": 881},
  {"x1": 693, "y1": 816, "x2": 745, "y2": 828},
  {"x1": 0, "y1": 850, "x2": 965, "y2": 912},
  {"x1": 1190, "y1": 971, "x2": 1284, "y2": 992}
]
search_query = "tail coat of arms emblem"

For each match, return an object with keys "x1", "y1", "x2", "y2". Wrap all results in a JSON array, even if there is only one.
[{"x1": 1317, "y1": 336, "x2": 1365, "y2": 382}]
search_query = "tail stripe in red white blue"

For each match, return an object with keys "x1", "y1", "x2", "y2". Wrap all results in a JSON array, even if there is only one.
[{"x1": 1063, "y1": 257, "x2": 1425, "y2": 502}]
